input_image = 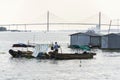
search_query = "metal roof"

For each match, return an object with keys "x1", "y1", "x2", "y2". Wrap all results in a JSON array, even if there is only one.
[
  {"x1": 70, "y1": 32, "x2": 101, "y2": 36},
  {"x1": 103, "y1": 33, "x2": 120, "y2": 36}
]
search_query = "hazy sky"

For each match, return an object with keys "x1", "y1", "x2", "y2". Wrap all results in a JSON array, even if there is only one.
[{"x1": 0, "y1": 0, "x2": 120, "y2": 30}]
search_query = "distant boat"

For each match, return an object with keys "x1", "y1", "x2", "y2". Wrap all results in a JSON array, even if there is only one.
[{"x1": 8, "y1": 30, "x2": 31, "y2": 32}]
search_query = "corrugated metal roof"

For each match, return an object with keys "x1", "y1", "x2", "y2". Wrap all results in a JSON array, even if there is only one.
[
  {"x1": 117, "y1": 33, "x2": 120, "y2": 35},
  {"x1": 103, "y1": 33, "x2": 120, "y2": 36},
  {"x1": 70, "y1": 32, "x2": 101, "y2": 36}
]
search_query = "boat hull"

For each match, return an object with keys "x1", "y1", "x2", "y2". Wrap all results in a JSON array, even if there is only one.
[
  {"x1": 54, "y1": 53, "x2": 95, "y2": 60},
  {"x1": 9, "y1": 49, "x2": 34, "y2": 58},
  {"x1": 9, "y1": 49, "x2": 96, "y2": 59}
]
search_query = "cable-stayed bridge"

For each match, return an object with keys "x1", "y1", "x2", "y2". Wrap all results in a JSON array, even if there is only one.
[{"x1": 1, "y1": 11, "x2": 120, "y2": 32}]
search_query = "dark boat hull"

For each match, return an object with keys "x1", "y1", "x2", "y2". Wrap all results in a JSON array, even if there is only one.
[
  {"x1": 9, "y1": 49, "x2": 34, "y2": 58},
  {"x1": 54, "y1": 53, "x2": 95, "y2": 60},
  {"x1": 9, "y1": 49, "x2": 96, "y2": 59},
  {"x1": 48, "y1": 52, "x2": 96, "y2": 60}
]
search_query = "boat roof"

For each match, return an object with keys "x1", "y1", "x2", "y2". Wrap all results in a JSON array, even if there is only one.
[{"x1": 12, "y1": 43, "x2": 35, "y2": 48}]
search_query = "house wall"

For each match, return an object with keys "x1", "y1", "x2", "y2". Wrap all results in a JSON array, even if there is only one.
[
  {"x1": 101, "y1": 36, "x2": 108, "y2": 48},
  {"x1": 77, "y1": 34, "x2": 90, "y2": 46},
  {"x1": 70, "y1": 34, "x2": 90, "y2": 46},
  {"x1": 90, "y1": 36, "x2": 101, "y2": 46},
  {"x1": 108, "y1": 35, "x2": 120, "y2": 49},
  {"x1": 70, "y1": 33, "x2": 102, "y2": 47},
  {"x1": 101, "y1": 34, "x2": 120, "y2": 49},
  {"x1": 70, "y1": 35, "x2": 78, "y2": 45}
]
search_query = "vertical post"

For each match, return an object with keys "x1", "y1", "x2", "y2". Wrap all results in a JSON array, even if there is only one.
[
  {"x1": 108, "y1": 20, "x2": 112, "y2": 34},
  {"x1": 47, "y1": 11, "x2": 49, "y2": 32},
  {"x1": 99, "y1": 12, "x2": 101, "y2": 33}
]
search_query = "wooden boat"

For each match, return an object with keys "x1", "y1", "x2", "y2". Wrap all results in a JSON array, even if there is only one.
[
  {"x1": 9, "y1": 49, "x2": 96, "y2": 59},
  {"x1": 9, "y1": 43, "x2": 35, "y2": 58}
]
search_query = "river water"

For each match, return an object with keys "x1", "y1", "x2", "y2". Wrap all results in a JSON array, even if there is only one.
[{"x1": 0, "y1": 31, "x2": 120, "y2": 80}]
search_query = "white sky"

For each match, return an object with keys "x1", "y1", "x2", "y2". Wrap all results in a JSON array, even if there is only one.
[{"x1": 0, "y1": 0, "x2": 120, "y2": 30}]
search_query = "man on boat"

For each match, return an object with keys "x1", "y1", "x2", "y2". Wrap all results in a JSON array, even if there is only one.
[
  {"x1": 48, "y1": 42, "x2": 60, "y2": 58},
  {"x1": 53, "y1": 42, "x2": 60, "y2": 53}
]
